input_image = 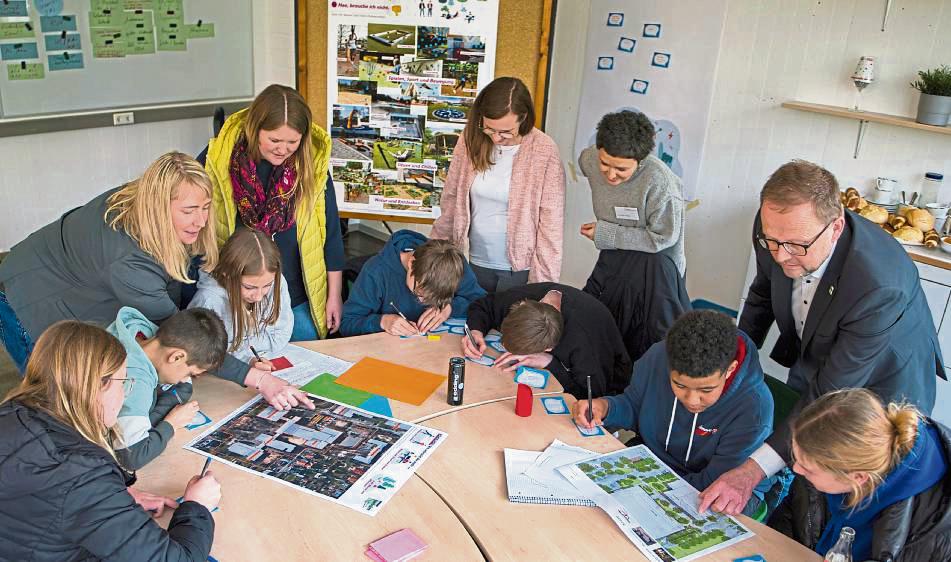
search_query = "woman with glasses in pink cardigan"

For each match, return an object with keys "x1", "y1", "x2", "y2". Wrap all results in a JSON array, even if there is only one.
[{"x1": 431, "y1": 77, "x2": 566, "y2": 292}]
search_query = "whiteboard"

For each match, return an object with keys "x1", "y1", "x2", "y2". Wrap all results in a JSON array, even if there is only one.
[{"x1": 0, "y1": 0, "x2": 253, "y2": 118}]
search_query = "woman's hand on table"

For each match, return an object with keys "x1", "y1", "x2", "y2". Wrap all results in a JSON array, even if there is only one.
[{"x1": 253, "y1": 370, "x2": 315, "y2": 410}]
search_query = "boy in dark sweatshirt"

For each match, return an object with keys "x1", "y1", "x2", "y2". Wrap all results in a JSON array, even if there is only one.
[
  {"x1": 341, "y1": 230, "x2": 485, "y2": 336},
  {"x1": 463, "y1": 283, "x2": 632, "y2": 398},
  {"x1": 574, "y1": 310, "x2": 773, "y2": 492}
]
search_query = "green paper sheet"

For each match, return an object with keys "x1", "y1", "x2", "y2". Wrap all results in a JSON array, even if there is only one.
[
  {"x1": 89, "y1": 10, "x2": 127, "y2": 28},
  {"x1": 123, "y1": 0, "x2": 153, "y2": 10},
  {"x1": 126, "y1": 31, "x2": 155, "y2": 54},
  {"x1": 7, "y1": 62, "x2": 44, "y2": 80},
  {"x1": 300, "y1": 373, "x2": 373, "y2": 406},
  {"x1": 0, "y1": 22, "x2": 34, "y2": 40},
  {"x1": 157, "y1": 0, "x2": 183, "y2": 13},
  {"x1": 91, "y1": 28, "x2": 125, "y2": 58},
  {"x1": 123, "y1": 10, "x2": 153, "y2": 35},
  {"x1": 90, "y1": 0, "x2": 122, "y2": 11},
  {"x1": 185, "y1": 22, "x2": 214, "y2": 39}
]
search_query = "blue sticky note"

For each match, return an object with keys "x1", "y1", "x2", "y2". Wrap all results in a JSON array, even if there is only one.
[
  {"x1": 40, "y1": 15, "x2": 77, "y2": 32},
  {"x1": 359, "y1": 395, "x2": 393, "y2": 417},
  {"x1": 184, "y1": 410, "x2": 212, "y2": 430},
  {"x1": 597, "y1": 56, "x2": 614, "y2": 70},
  {"x1": 606, "y1": 12, "x2": 624, "y2": 27},
  {"x1": 466, "y1": 354, "x2": 494, "y2": 366},
  {"x1": 513, "y1": 366, "x2": 549, "y2": 389},
  {"x1": 0, "y1": 42, "x2": 38, "y2": 60},
  {"x1": 44, "y1": 32, "x2": 81, "y2": 51},
  {"x1": 617, "y1": 37, "x2": 636, "y2": 53},
  {"x1": 34, "y1": 0, "x2": 64, "y2": 16},
  {"x1": 733, "y1": 556, "x2": 766, "y2": 562},
  {"x1": 651, "y1": 52, "x2": 671, "y2": 68},
  {"x1": 574, "y1": 420, "x2": 605, "y2": 437},
  {"x1": 630, "y1": 79, "x2": 650, "y2": 95},
  {"x1": 0, "y1": 1, "x2": 28, "y2": 17},
  {"x1": 541, "y1": 396, "x2": 569, "y2": 415},
  {"x1": 48, "y1": 52, "x2": 83, "y2": 71},
  {"x1": 488, "y1": 340, "x2": 506, "y2": 353},
  {"x1": 643, "y1": 23, "x2": 662, "y2": 38}
]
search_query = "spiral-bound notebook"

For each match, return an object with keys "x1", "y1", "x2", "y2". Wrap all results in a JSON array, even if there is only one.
[{"x1": 504, "y1": 448, "x2": 596, "y2": 506}]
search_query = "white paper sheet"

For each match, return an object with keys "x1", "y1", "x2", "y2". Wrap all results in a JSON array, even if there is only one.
[{"x1": 270, "y1": 345, "x2": 355, "y2": 386}]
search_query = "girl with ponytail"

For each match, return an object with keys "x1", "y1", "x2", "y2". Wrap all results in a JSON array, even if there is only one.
[{"x1": 785, "y1": 388, "x2": 951, "y2": 561}]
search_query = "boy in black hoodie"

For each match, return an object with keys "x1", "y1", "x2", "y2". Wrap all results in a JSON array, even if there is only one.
[
  {"x1": 574, "y1": 310, "x2": 774, "y2": 494},
  {"x1": 463, "y1": 283, "x2": 632, "y2": 398}
]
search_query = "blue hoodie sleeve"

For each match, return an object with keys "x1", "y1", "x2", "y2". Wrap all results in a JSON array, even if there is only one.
[
  {"x1": 341, "y1": 263, "x2": 387, "y2": 336},
  {"x1": 448, "y1": 261, "x2": 487, "y2": 318},
  {"x1": 602, "y1": 354, "x2": 650, "y2": 431}
]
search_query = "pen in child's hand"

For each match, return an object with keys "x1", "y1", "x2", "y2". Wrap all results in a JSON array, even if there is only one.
[
  {"x1": 249, "y1": 345, "x2": 264, "y2": 363},
  {"x1": 200, "y1": 456, "x2": 213, "y2": 478},
  {"x1": 463, "y1": 323, "x2": 480, "y2": 355},
  {"x1": 172, "y1": 389, "x2": 183, "y2": 405},
  {"x1": 390, "y1": 301, "x2": 419, "y2": 334}
]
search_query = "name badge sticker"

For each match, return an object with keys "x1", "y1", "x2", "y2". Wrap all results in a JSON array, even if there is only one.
[{"x1": 614, "y1": 206, "x2": 639, "y2": 221}]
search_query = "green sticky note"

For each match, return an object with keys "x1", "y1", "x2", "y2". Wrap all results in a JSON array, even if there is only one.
[
  {"x1": 0, "y1": 22, "x2": 34, "y2": 40},
  {"x1": 89, "y1": 10, "x2": 127, "y2": 28},
  {"x1": 299, "y1": 373, "x2": 374, "y2": 406},
  {"x1": 123, "y1": 0, "x2": 153, "y2": 9},
  {"x1": 156, "y1": 9, "x2": 184, "y2": 27},
  {"x1": 156, "y1": 0, "x2": 183, "y2": 12},
  {"x1": 7, "y1": 62, "x2": 44, "y2": 80},
  {"x1": 126, "y1": 31, "x2": 155, "y2": 54},
  {"x1": 123, "y1": 10, "x2": 153, "y2": 35},
  {"x1": 157, "y1": 28, "x2": 186, "y2": 51},
  {"x1": 185, "y1": 22, "x2": 214, "y2": 39},
  {"x1": 90, "y1": 0, "x2": 122, "y2": 11},
  {"x1": 91, "y1": 28, "x2": 125, "y2": 58}
]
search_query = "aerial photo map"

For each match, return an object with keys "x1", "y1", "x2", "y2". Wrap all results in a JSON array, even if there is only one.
[
  {"x1": 558, "y1": 445, "x2": 752, "y2": 561},
  {"x1": 185, "y1": 394, "x2": 445, "y2": 515}
]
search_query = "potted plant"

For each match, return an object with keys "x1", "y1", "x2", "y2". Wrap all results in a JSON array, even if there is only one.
[{"x1": 911, "y1": 65, "x2": 951, "y2": 126}]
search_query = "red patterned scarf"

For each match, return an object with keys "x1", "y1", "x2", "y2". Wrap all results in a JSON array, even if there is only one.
[{"x1": 230, "y1": 135, "x2": 298, "y2": 236}]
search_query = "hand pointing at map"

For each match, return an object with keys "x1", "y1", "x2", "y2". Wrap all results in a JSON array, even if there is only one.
[{"x1": 252, "y1": 370, "x2": 315, "y2": 411}]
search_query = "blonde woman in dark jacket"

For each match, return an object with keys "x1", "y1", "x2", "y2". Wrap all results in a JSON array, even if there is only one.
[
  {"x1": 0, "y1": 321, "x2": 220, "y2": 561},
  {"x1": 773, "y1": 388, "x2": 951, "y2": 562}
]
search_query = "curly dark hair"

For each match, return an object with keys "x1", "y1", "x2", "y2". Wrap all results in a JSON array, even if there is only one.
[
  {"x1": 665, "y1": 310, "x2": 737, "y2": 378},
  {"x1": 595, "y1": 110, "x2": 656, "y2": 161}
]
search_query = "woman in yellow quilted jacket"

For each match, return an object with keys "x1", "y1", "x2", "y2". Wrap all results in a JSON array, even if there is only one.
[{"x1": 198, "y1": 85, "x2": 345, "y2": 352}]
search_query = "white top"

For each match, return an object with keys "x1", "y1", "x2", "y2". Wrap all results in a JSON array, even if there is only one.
[
  {"x1": 791, "y1": 240, "x2": 837, "y2": 339},
  {"x1": 468, "y1": 144, "x2": 519, "y2": 270}
]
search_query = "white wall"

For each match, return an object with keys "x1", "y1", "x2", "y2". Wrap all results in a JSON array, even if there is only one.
[
  {"x1": 0, "y1": 0, "x2": 296, "y2": 252},
  {"x1": 689, "y1": 0, "x2": 951, "y2": 309}
]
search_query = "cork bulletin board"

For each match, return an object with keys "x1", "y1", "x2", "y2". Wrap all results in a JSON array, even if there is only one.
[{"x1": 296, "y1": 0, "x2": 554, "y2": 223}]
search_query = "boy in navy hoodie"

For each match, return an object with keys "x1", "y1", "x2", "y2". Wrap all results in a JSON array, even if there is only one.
[
  {"x1": 341, "y1": 230, "x2": 485, "y2": 336},
  {"x1": 574, "y1": 310, "x2": 773, "y2": 494}
]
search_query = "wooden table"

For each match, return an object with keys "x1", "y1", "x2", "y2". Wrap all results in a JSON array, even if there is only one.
[
  {"x1": 295, "y1": 332, "x2": 563, "y2": 422},
  {"x1": 416, "y1": 395, "x2": 822, "y2": 562},
  {"x1": 140, "y1": 372, "x2": 483, "y2": 561}
]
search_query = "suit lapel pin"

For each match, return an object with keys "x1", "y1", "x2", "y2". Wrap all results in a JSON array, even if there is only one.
[{"x1": 829, "y1": 285, "x2": 835, "y2": 296}]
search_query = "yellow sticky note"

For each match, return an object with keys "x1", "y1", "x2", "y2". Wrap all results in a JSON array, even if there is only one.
[{"x1": 427, "y1": 334, "x2": 441, "y2": 341}]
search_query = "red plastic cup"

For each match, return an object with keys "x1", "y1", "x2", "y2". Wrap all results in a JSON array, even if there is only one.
[{"x1": 515, "y1": 383, "x2": 533, "y2": 417}]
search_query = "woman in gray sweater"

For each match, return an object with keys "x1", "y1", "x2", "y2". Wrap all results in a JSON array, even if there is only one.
[{"x1": 579, "y1": 110, "x2": 690, "y2": 363}]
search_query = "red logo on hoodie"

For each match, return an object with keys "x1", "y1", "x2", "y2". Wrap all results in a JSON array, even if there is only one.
[{"x1": 695, "y1": 425, "x2": 718, "y2": 437}]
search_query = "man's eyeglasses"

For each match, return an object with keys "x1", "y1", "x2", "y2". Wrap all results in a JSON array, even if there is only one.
[
  {"x1": 108, "y1": 377, "x2": 136, "y2": 397},
  {"x1": 756, "y1": 220, "x2": 834, "y2": 257},
  {"x1": 479, "y1": 119, "x2": 519, "y2": 140}
]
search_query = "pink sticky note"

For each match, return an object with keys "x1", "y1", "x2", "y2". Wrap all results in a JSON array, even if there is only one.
[{"x1": 366, "y1": 528, "x2": 428, "y2": 561}]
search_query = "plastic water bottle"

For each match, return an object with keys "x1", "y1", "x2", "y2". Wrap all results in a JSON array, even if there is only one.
[{"x1": 824, "y1": 527, "x2": 854, "y2": 562}]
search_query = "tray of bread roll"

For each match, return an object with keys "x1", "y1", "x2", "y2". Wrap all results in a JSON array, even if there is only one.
[{"x1": 841, "y1": 188, "x2": 940, "y2": 248}]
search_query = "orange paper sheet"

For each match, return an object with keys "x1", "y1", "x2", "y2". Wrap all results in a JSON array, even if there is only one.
[{"x1": 335, "y1": 357, "x2": 446, "y2": 406}]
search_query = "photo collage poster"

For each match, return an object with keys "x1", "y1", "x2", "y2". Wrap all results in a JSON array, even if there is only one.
[{"x1": 327, "y1": 0, "x2": 499, "y2": 219}]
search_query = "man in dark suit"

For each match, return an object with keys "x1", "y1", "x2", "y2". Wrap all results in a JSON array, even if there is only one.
[{"x1": 698, "y1": 160, "x2": 946, "y2": 515}]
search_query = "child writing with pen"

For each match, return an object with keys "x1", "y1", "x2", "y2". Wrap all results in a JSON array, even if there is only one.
[
  {"x1": 341, "y1": 230, "x2": 485, "y2": 337},
  {"x1": 189, "y1": 228, "x2": 293, "y2": 369},
  {"x1": 107, "y1": 307, "x2": 228, "y2": 470}
]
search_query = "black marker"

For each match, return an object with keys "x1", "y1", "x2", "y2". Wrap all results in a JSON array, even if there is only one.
[
  {"x1": 586, "y1": 375, "x2": 594, "y2": 424},
  {"x1": 249, "y1": 345, "x2": 264, "y2": 362}
]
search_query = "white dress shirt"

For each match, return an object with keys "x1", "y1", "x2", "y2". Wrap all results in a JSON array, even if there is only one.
[{"x1": 751, "y1": 240, "x2": 837, "y2": 477}]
